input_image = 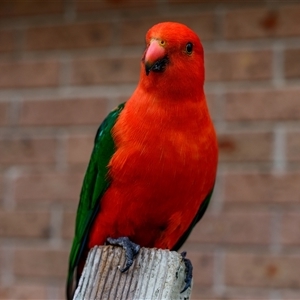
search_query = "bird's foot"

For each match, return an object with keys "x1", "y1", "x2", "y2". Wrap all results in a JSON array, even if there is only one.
[
  {"x1": 180, "y1": 251, "x2": 193, "y2": 293},
  {"x1": 106, "y1": 237, "x2": 140, "y2": 272}
]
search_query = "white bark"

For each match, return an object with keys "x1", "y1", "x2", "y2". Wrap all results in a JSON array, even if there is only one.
[{"x1": 73, "y1": 246, "x2": 192, "y2": 300}]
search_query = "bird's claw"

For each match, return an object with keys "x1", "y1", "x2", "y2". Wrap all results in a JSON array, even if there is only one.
[
  {"x1": 180, "y1": 251, "x2": 193, "y2": 293},
  {"x1": 106, "y1": 237, "x2": 140, "y2": 272}
]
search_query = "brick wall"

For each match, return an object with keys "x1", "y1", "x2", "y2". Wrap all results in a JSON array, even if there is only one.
[{"x1": 0, "y1": 0, "x2": 300, "y2": 299}]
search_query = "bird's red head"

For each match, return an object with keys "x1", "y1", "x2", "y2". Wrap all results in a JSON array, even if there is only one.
[{"x1": 140, "y1": 22, "x2": 205, "y2": 99}]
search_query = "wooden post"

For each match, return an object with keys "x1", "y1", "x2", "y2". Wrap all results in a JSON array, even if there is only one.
[{"x1": 73, "y1": 246, "x2": 192, "y2": 300}]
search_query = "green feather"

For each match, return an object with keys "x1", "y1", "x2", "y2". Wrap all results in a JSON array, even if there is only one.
[{"x1": 66, "y1": 103, "x2": 125, "y2": 299}]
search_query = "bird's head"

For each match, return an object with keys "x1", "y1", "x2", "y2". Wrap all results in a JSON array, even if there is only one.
[{"x1": 140, "y1": 22, "x2": 205, "y2": 99}]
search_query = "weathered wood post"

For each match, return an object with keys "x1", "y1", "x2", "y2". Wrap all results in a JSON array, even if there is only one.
[{"x1": 73, "y1": 246, "x2": 192, "y2": 299}]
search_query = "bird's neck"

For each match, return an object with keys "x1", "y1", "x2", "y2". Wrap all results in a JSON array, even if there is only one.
[
  {"x1": 128, "y1": 83, "x2": 210, "y2": 130},
  {"x1": 138, "y1": 79, "x2": 204, "y2": 103}
]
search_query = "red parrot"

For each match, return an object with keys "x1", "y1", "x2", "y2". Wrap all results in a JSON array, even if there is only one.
[{"x1": 67, "y1": 22, "x2": 218, "y2": 299}]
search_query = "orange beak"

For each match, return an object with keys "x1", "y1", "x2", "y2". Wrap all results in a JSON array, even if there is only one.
[{"x1": 144, "y1": 39, "x2": 167, "y2": 76}]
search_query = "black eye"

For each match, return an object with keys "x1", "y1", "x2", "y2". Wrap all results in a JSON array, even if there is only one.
[{"x1": 186, "y1": 42, "x2": 193, "y2": 54}]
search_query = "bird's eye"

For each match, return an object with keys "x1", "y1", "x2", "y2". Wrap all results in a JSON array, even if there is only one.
[{"x1": 185, "y1": 42, "x2": 193, "y2": 54}]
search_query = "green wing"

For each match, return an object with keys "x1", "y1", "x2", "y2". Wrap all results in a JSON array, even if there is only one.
[{"x1": 66, "y1": 103, "x2": 125, "y2": 299}]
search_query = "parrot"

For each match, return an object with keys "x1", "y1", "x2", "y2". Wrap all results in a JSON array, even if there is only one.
[{"x1": 66, "y1": 21, "x2": 218, "y2": 299}]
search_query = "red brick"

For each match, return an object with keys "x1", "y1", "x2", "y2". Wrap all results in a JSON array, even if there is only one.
[
  {"x1": 225, "y1": 252, "x2": 300, "y2": 288},
  {"x1": 0, "y1": 174, "x2": 3, "y2": 201},
  {"x1": 0, "y1": 60, "x2": 59, "y2": 88},
  {"x1": 71, "y1": 56, "x2": 140, "y2": 85},
  {"x1": 277, "y1": 5, "x2": 300, "y2": 37},
  {"x1": 225, "y1": 89, "x2": 300, "y2": 121},
  {"x1": 169, "y1": 0, "x2": 262, "y2": 4},
  {"x1": 287, "y1": 131, "x2": 300, "y2": 161},
  {"x1": 205, "y1": 50, "x2": 272, "y2": 82},
  {"x1": 186, "y1": 252, "x2": 214, "y2": 286},
  {"x1": 120, "y1": 17, "x2": 163, "y2": 46},
  {"x1": 284, "y1": 49, "x2": 300, "y2": 78},
  {"x1": 281, "y1": 290, "x2": 300, "y2": 300},
  {"x1": 0, "y1": 136, "x2": 56, "y2": 165},
  {"x1": 189, "y1": 212, "x2": 271, "y2": 244},
  {"x1": 168, "y1": 14, "x2": 216, "y2": 42},
  {"x1": 0, "y1": 284, "x2": 50, "y2": 300},
  {"x1": 190, "y1": 291, "x2": 217, "y2": 300},
  {"x1": 280, "y1": 213, "x2": 300, "y2": 245},
  {"x1": 120, "y1": 13, "x2": 215, "y2": 45},
  {"x1": 25, "y1": 22, "x2": 112, "y2": 51},
  {"x1": 0, "y1": 245, "x2": 5, "y2": 261},
  {"x1": 14, "y1": 247, "x2": 68, "y2": 278},
  {"x1": 15, "y1": 172, "x2": 83, "y2": 206},
  {"x1": 0, "y1": 30, "x2": 14, "y2": 52},
  {"x1": 10, "y1": 284, "x2": 47, "y2": 300},
  {"x1": 19, "y1": 98, "x2": 108, "y2": 126},
  {"x1": 0, "y1": 102, "x2": 9, "y2": 126},
  {"x1": 0, "y1": 0, "x2": 63, "y2": 17},
  {"x1": 218, "y1": 131, "x2": 272, "y2": 162},
  {"x1": 0, "y1": 210, "x2": 50, "y2": 238},
  {"x1": 224, "y1": 172, "x2": 300, "y2": 204},
  {"x1": 53, "y1": 285, "x2": 66, "y2": 300},
  {"x1": 225, "y1": 7, "x2": 278, "y2": 39},
  {"x1": 62, "y1": 211, "x2": 76, "y2": 239},
  {"x1": 0, "y1": 287, "x2": 10, "y2": 299},
  {"x1": 191, "y1": 290, "x2": 269, "y2": 300},
  {"x1": 230, "y1": 293, "x2": 270, "y2": 300},
  {"x1": 225, "y1": 5, "x2": 300, "y2": 40},
  {"x1": 66, "y1": 134, "x2": 94, "y2": 165},
  {"x1": 76, "y1": 0, "x2": 154, "y2": 11}
]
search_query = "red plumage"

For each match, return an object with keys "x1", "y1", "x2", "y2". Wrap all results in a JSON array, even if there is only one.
[{"x1": 88, "y1": 22, "x2": 218, "y2": 251}]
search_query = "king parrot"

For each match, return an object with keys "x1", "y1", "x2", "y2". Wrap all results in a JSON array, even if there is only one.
[{"x1": 66, "y1": 21, "x2": 218, "y2": 299}]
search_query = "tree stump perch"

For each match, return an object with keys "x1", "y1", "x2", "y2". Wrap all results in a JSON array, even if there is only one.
[{"x1": 73, "y1": 246, "x2": 192, "y2": 300}]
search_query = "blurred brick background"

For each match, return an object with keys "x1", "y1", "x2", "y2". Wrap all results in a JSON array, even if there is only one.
[{"x1": 0, "y1": 0, "x2": 300, "y2": 299}]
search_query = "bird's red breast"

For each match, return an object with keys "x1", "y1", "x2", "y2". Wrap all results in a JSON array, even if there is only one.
[{"x1": 88, "y1": 91, "x2": 217, "y2": 249}]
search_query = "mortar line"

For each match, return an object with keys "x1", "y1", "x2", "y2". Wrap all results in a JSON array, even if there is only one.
[
  {"x1": 3, "y1": 167, "x2": 20, "y2": 211},
  {"x1": 272, "y1": 124, "x2": 286, "y2": 175},
  {"x1": 213, "y1": 248, "x2": 225, "y2": 297}
]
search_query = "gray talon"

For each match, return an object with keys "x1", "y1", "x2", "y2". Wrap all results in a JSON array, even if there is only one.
[{"x1": 107, "y1": 237, "x2": 140, "y2": 272}]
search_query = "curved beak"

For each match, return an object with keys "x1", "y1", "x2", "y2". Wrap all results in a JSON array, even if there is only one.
[{"x1": 144, "y1": 39, "x2": 167, "y2": 76}]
